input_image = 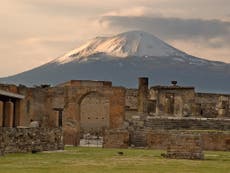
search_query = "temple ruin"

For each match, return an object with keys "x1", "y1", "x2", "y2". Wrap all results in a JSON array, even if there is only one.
[{"x1": 0, "y1": 78, "x2": 229, "y2": 157}]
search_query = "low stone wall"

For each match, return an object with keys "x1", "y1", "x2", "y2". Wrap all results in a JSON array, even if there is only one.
[
  {"x1": 146, "y1": 130, "x2": 230, "y2": 151},
  {"x1": 103, "y1": 129, "x2": 129, "y2": 148},
  {"x1": 145, "y1": 117, "x2": 230, "y2": 130},
  {"x1": 165, "y1": 133, "x2": 204, "y2": 160},
  {"x1": 0, "y1": 127, "x2": 64, "y2": 155},
  {"x1": 0, "y1": 132, "x2": 3, "y2": 156},
  {"x1": 202, "y1": 132, "x2": 230, "y2": 151},
  {"x1": 146, "y1": 131, "x2": 170, "y2": 149}
]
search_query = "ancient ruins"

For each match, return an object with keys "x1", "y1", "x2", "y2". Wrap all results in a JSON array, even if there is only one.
[{"x1": 0, "y1": 77, "x2": 229, "y2": 159}]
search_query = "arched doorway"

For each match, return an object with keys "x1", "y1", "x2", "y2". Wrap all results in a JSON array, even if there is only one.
[
  {"x1": 80, "y1": 92, "x2": 110, "y2": 129},
  {"x1": 79, "y1": 92, "x2": 110, "y2": 147}
]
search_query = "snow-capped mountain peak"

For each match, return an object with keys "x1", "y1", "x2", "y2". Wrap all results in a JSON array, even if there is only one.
[
  {"x1": 55, "y1": 30, "x2": 186, "y2": 64},
  {"x1": 1, "y1": 30, "x2": 229, "y2": 93}
]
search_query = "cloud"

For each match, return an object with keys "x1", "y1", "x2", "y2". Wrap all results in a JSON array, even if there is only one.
[
  {"x1": 98, "y1": 15, "x2": 230, "y2": 63},
  {"x1": 99, "y1": 15, "x2": 230, "y2": 46}
]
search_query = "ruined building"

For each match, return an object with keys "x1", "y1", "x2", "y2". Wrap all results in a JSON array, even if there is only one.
[{"x1": 0, "y1": 78, "x2": 229, "y2": 150}]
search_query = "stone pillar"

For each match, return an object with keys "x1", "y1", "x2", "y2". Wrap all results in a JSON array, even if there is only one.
[
  {"x1": 53, "y1": 108, "x2": 64, "y2": 127},
  {"x1": 0, "y1": 101, "x2": 3, "y2": 127},
  {"x1": 138, "y1": 77, "x2": 149, "y2": 113},
  {"x1": 4, "y1": 101, "x2": 14, "y2": 127},
  {"x1": 14, "y1": 100, "x2": 21, "y2": 127}
]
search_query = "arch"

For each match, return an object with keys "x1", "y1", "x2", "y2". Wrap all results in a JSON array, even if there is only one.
[
  {"x1": 78, "y1": 91, "x2": 105, "y2": 105},
  {"x1": 79, "y1": 91, "x2": 110, "y2": 130}
]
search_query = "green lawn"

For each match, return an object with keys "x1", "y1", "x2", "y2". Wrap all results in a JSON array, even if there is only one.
[{"x1": 0, "y1": 147, "x2": 229, "y2": 173}]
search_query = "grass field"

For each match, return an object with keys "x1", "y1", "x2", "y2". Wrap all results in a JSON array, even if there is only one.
[{"x1": 0, "y1": 147, "x2": 229, "y2": 173}]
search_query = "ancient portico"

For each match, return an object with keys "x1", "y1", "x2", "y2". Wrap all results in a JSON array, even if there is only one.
[
  {"x1": 0, "y1": 80, "x2": 126, "y2": 146},
  {"x1": 0, "y1": 89, "x2": 24, "y2": 127}
]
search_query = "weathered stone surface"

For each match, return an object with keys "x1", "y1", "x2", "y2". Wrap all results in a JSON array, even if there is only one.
[
  {"x1": 4, "y1": 101, "x2": 14, "y2": 127},
  {"x1": 109, "y1": 87, "x2": 126, "y2": 129},
  {"x1": 146, "y1": 130, "x2": 230, "y2": 151},
  {"x1": 150, "y1": 86, "x2": 196, "y2": 117},
  {"x1": 138, "y1": 77, "x2": 149, "y2": 113},
  {"x1": 0, "y1": 127, "x2": 63, "y2": 155},
  {"x1": 125, "y1": 89, "x2": 138, "y2": 111},
  {"x1": 80, "y1": 92, "x2": 110, "y2": 129},
  {"x1": 103, "y1": 129, "x2": 129, "y2": 148},
  {"x1": 0, "y1": 132, "x2": 4, "y2": 156},
  {"x1": 0, "y1": 80, "x2": 126, "y2": 146},
  {"x1": 201, "y1": 132, "x2": 230, "y2": 151},
  {"x1": 0, "y1": 78, "x2": 229, "y2": 149},
  {"x1": 146, "y1": 131, "x2": 170, "y2": 149},
  {"x1": 196, "y1": 93, "x2": 230, "y2": 118},
  {"x1": 165, "y1": 133, "x2": 204, "y2": 160},
  {"x1": 144, "y1": 117, "x2": 230, "y2": 130},
  {"x1": 63, "y1": 125, "x2": 80, "y2": 146}
]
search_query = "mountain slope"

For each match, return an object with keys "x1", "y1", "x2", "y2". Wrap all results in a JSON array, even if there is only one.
[{"x1": 1, "y1": 31, "x2": 230, "y2": 93}]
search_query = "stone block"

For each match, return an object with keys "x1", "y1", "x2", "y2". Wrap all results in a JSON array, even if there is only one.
[
  {"x1": 103, "y1": 129, "x2": 129, "y2": 148},
  {"x1": 165, "y1": 133, "x2": 204, "y2": 160}
]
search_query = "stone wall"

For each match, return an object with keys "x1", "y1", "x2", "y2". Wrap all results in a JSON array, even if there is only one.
[
  {"x1": 16, "y1": 86, "x2": 50, "y2": 127},
  {"x1": 0, "y1": 131, "x2": 3, "y2": 156},
  {"x1": 202, "y1": 132, "x2": 230, "y2": 151},
  {"x1": 150, "y1": 86, "x2": 196, "y2": 117},
  {"x1": 165, "y1": 133, "x2": 204, "y2": 160},
  {"x1": 196, "y1": 93, "x2": 230, "y2": 118},
  {"x1": 146, "y1": 130, "x2": 230, "y2": 151},
  {"x1": 102, "y1": 129, "x2": 230, "y2": 151},
  {"x1": 144, "y1": 117, "x2": 230, "y2": 130},
  {"x1": 0, "y1": 127, "x2": 63, "y2": 155},
  {"x1": 146, "y1": 130, "x2": 170, "y2": 149},
  {"x1": 103, "y1": 129, "x2": 129, "y2": 148},
  {"x1": 125, "y1": 89, "x2": 138, "y2": 111},
  {"x1": 0, "y1": 81, "x2": 126, "y2": 146}
]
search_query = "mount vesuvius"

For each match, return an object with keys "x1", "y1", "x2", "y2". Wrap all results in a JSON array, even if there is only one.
[{"x1": 1, "y1": 31, "x2": 229, "y2": 93}]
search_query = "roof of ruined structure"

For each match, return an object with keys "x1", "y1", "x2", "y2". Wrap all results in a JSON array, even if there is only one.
[
  {"x1": 0, "y1": 89, "x2": 25, "y2": 99},
  {"x1": 56, "y1": 80, "x2": 112, "y2": 87}
]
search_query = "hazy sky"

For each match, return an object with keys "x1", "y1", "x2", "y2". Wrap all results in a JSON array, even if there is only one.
[{"x1": 1, "y1": 0, "x2": 230, "y2": 77}]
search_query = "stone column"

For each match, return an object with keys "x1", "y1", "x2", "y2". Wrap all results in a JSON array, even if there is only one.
[
  {"x1": 53, "y1": 108, "x2": 64, "y2": 127},
  {"x1": 14, "y1": 100, "x2": 21, "y2": 127},
  {"x1": 138, "y1": 77, "x2": 149, "y2": 113},
  {"x1": 4, "y1": 101, "x2": 14, "y2": 127},
  {"x1": 0, "y1": 101, "x2": 3, "y2": 127}
]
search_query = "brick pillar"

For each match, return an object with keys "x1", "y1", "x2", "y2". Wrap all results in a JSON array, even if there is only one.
[
  {"x1": 0, "y1": 101, "x2": 3, "y2": 127},
  {"x1": 138, "y1": 77, "x2": 149, "y2": 113},
  {"x1": 4, "y1": 101, "x2": 14, "y2": 127}
]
